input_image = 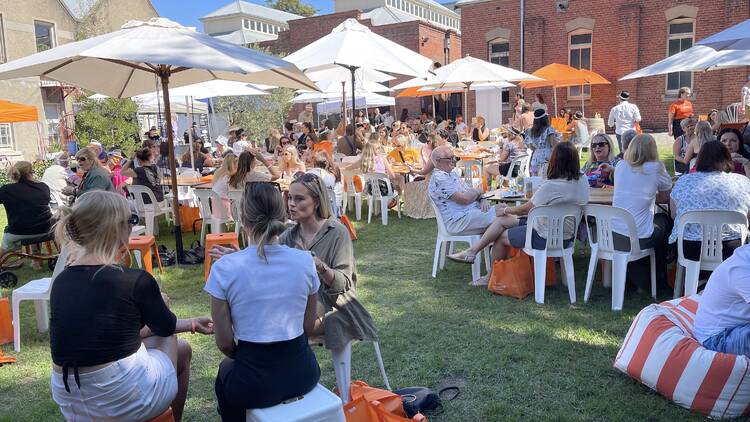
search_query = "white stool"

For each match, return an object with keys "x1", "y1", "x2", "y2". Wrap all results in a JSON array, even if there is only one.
[{"x1": 246, "y1": 384, "x2": 345, "y2": 422}]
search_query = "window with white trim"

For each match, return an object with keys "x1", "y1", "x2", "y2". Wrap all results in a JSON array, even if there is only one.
[
  {"x1": 666, "y1": 19, "x2": 694, "y2": 93},
  {"x1": 488, "y1": 39, "x2": 509, "y2": 67},
  {"x1": 568, "y1": 30, "x2": 592, "y2": 98},
  {"x1": 0, "y1": 124, "x2": 13, "y2": 149},
  {"x1": 34, "y1": 20, "x2": 55, "y2": 52}
]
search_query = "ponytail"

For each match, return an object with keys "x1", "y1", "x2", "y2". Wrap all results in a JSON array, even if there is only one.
[{"x1": 241, "y1": 183, "x2": 287, "y2": 262}]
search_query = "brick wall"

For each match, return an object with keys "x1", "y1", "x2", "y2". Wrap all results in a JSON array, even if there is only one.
[
  {"x1": 261, "y1": 11, "x2": 461, "y2": 123},
  {"x1": 459, "y1": 0, "x2": 750, "y2": 130}
]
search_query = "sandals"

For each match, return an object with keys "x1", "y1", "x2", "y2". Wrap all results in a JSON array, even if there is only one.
[{"x1": 447, "y1": 250, "x2": 476, "y2": 264}]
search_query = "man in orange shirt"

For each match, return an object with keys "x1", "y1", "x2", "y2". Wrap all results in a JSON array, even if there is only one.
[{"x1": 668, "y1": 86, "x2": 694, "y2": 139}]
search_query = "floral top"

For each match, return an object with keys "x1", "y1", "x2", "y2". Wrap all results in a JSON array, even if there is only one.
[
  {"x1": 428, "y1": 169, "x2": 479, "y2": 225},
  {"x1": 499, "y1": 141, "x2": 525, "y2": 164},
  {"x1": 669, "y1": 171, "x2": 750, "y2": 243},
  {"x1": 524, "y1": 126, "x2": 558, "y2": 175},
  {"x1": 581, "y1": 158, "x2": 620, "y2": 187}
]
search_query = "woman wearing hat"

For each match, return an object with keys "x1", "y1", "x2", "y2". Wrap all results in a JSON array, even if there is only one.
[
  {"x1": 524, "y1": 108, "x2": 560, "y2": 176},
  {"x1": 567, "y1": 111, "x2": 589, "y2": 146},
  {"x1": 483, "y1": 127, "x2": 527, "y2": 184},
  {"x1": 668, "y1": 87, "x2": 694, "y2": 139}
]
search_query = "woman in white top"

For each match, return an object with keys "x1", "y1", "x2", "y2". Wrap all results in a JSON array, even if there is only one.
[
  {"x1": 278, "y1": 145, "x2": 306, "y2": 179},
  {"x1": 345, "y1": 140, "x2": 402, "y2": 194},
  {"x1": 211, "y1": 153, "x2": 237, "y2": 217},
  {"x1": 205, "y1": 182, "x2": 320, "y2": 420},
  {"x1": 612, "y1": 134, "x2": 673, "y2": 290}
]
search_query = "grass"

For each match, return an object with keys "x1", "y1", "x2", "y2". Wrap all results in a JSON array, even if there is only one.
[{"x1": 0, "y1": 144, "x2": 707, "y2": 421}]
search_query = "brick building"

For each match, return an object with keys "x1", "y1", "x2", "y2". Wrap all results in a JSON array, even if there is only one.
[
  {"x1": 456, "y1": 0, "x2": 750, "y2": 130},
  {"x1": 260, "y1": 10, "x2": 461, "y2": 121}
]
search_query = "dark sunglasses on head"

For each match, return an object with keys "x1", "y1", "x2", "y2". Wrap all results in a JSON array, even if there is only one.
[
  {"x1": 591, "y1": 142, "x2": 608, "y2": 148},
  {"x1": 127, "y1": 214, "x2": 139, "y2": 226},
  {"x1": 76, "y1": 156, "x2": 87, "y2": 162},
  {"x1": 293, "y1": 172, "x2": 318, "y2": 183},
  {"x1": 244, "y1": 181, "x2": 282, "y2": 192}
]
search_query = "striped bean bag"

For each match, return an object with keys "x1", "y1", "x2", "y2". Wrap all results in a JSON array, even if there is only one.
[{"x1": 614, "y1": 296, "x2": 750, "y2": 419}]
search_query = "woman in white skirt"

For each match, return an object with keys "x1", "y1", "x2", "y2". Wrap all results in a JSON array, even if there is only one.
[{"x1": 49, "y1": 190, "x2": 213, "y2": 421}]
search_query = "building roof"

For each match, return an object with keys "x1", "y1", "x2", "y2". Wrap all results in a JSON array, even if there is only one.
[
  {"x1": 453, "y1": 0, "x2": 491, "y2": 7},
  {"x1": 200, "y1": 1, "x2": 302, "y2": 23},
  {"x1": 212, "y1": 28, "x2": 277, "y2": 44},
  {"x1": 361, "y1": 6, "x2": 418, "y2": 26},
  {"x1": 419, "y1": 0, "x2": 457, "y2": 15}
]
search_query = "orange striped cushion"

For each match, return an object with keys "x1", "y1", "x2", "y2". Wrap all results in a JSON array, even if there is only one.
[{"x1": 615, "y1": 296, "x2": 750, "y2": 418}]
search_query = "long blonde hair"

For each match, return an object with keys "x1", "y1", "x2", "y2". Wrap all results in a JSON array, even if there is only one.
[
  {"x1": 242, "y1": 182, "x2": 287, "y2": 261},
  {"x1": 625, "y1": 134, "x2": 660, "y2": 168},
  {"x1": 695, "y1": 121, "x2": 714, "y2": 149},
  {"x1": 360, "y1": 141, "x2": 379, "y2": 173},
  {"x1": 54, "y1": 191, "x2": 130, "y2": 265},
  {"x1": 587, "y1": 133, "x2": 616, "y2": 164},
  {"x1": 214, "y1": 153, "x2": 237, "y2": 181},
  {"x1": 279, "y1": 145, "x2": 304, "y2": 175},
  {"x1": 290, "y1": 173, "x2": 332, "y2": 220}
]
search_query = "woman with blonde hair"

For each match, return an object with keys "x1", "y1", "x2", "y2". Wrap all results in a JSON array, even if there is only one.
[
  {"x1": 683, "y1": 120, "x2": 716, "y2": 170},
  {"x1": 49, "y1": 191, "x2": 212, "y2": 422},
  {"x1": 346, "y1": 141, "x2": 403, "y2": 194},
  {"x1": 471, "y1": 115, "x2": 490, "y2": 142},
  {"x1": 228, "y1": 151, "x2": 280, "y2": 190},
  {"x1": 0, "y1": 161, "x2": 53, "y2": 266},
  {"x1": 612, "y1": 134, "x2": 673, "y2": 290},
  {"x1": 278, "y1": 145, "x2": 306, "y2": 179},
  {"x1": 582, "y1": 133, "x2": 620, "y2": 187},
  {"x1": 206, "y1": 182, "x2": 320, "y2": 419},
  {"x1": 212, "y1": 153, "x2": 238, "y2": 216},
  {"x1": 75, "y1": 147, "x2": 114, "y2": 194}
]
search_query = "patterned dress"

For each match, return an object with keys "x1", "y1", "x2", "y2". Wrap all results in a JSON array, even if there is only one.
[{"x1": 524, "y1": 126, "x2": 559, "y2": 176}]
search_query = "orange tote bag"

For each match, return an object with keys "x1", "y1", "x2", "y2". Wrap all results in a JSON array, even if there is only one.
[{"x1": 487, "y1": 248, "x2": 534, "y2": 299}]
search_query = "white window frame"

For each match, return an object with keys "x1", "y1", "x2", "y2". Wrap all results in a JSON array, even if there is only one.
[
  {"x1": 0, "y1": 123, "x2": 13, "y2": 149},
  {"x1": 567, "y1": 29, "x2": 592, "y2": 99},
  {"x1": 33, "y1": 20, "x2": 56, "y2": 52},
  {"x1": 665, "y1": 18, "x2": 695, "y2": 95},
  {"x1": 250, "y1": 20, "x2": 257, "y2": 31}
]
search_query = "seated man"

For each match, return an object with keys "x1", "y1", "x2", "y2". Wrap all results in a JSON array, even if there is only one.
[
  {"x1": 428, "y1": 145, "x2": 517, "y2": 285},
  {"x1": 695, "y1": 244, "x2": 750, "y2": 356}
]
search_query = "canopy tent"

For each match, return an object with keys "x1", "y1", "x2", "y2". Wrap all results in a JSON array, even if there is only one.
[
  {"x1": 0, "y1": 100, "x2": 38, "y2": 123},
  {"x1": 316, "y1": 92, "x2": 395, "y2": 115},
  {"x1": 285, "y1": 18, "x2": 432, "y2": 138},
  {"x1": 518, "y1": 63, "x2": 610, "y2": 113},
  {"x1": 0, "y1": 17, "x2": 316, "y2": 262}
]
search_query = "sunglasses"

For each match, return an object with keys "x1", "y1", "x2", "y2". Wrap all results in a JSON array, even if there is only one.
[
  {"x1": 438, "y1": 157, "x2": 458, "y2": 164},
  {"x1": 127, "y1": 214, "x2": 139, "y2": 226},
  {"x1": 76, "y1": 157, "x2": 87, "y2": 162},
  {"x1": 591, "y1": 142, "x2": 608, "y2": 149},
  {"x1": 293, "y1": 172, "x2": 318, "y2": 183},
  {"x1": 245, "y1": 181, "x2": 282, "y2": 192}
]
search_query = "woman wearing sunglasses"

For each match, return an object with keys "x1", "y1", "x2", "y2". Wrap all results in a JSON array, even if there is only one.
[
  {"x1": 582, "y1": 133, "x2": 620, "y2": 188},
  {"x1": 50, "y1": 191, "x2": 213, "y2": 422},
  {"x1": 75, "y1": 147, "x2": 114, "y2": 194}
]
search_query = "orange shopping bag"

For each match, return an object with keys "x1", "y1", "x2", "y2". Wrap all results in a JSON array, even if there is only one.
[
  {"x1": 340, "y1": 215, "x2": 357, "y2": 241},
  {"x1": 179, "y1": 205, "x2": 201, "y2": 233},
  {"x1": 529, "y1": 255, "x2": 557, "y2": 287},
  {"x1": 349, "y1": 381, "x2": 404, "y2": 416},
  {"x1": 0, "y1": 298, "x2": 12, "y2": 345},
  {"x1": 343, "y1": 396, "x2": 427, "y2": 422},
  {"x1": 487, "y1": 248, "x2": 534, "y2": 299}
]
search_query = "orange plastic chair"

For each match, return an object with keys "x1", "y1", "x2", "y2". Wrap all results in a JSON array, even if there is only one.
[
  {"x1": 313, "y1": 141, "x2": 334, "y2": 158},
  {"x1": 204, "y1": 232, "x2": 240, "y2": 281},
  {"x1": 698, "y1": 114, "x2": 709, "y2": 121},
  {"x1": 550, "y1": 117, "x2": 568, "y2": 132},
  {"x1": 127, "y1": 235, "x2": 162, "y2": 275},
  {"x1": 145, "y1": 407, "x2": 174, "y2": 422},
  {"x1": 0, "y1": 297, "x2": 13, "y2": 345}
]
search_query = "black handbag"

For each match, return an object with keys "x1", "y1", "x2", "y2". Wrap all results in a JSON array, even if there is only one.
[
  {"x1": 395, "y1": 386, "x2": 459, "y2": 418},
  {"x1": 180, "y1": 241, "x2": 205, "y2": 265},
  {"x1": 153, "y1": 245, "x2": 176, "y2": 267}
]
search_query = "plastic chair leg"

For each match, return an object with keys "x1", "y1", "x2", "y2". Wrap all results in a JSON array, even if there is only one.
[
  {"x1": 332, "y1": 341, "x2": 353, "y2": 404},
  {"x1": 354, "y1": 195, "x2": 362, "y2": 221},
  {"x1": 584, "y1": 248, "x2": 598, "y2": 303},
  {"x1": 562, "y1": 252, "x2": 576, "y2": 304},
  {"x1": 432, "y1": 238, "x2": 441, "y2": 278},
  {"x1": 649, "y1": 251, "x2": 657, "y2": 300},
  {"x1": 367, "y1": 196, "x2": 374, "y2": 224},
  {"x1": 145, "y1": 212, "x2": 155, "y2": 237},
  {"x1": 439, "y1": 242, "x2": 448, "y2": 270},
  {"x1": 12, "y1": 296, "x2": 20, "y2": 352},
  {"x1": 372, "y1": 342, "x2": 391, "y2": 391},
  {"x1": 684, "y1": 261, "x2": 701, "y2": 297},
  {"x1": 611, "y1": 253, "x2": 629, "y2": 311},
  {"x1": 483, "y1": 247, "x2": 492, "y2": 274},
  {"x1": 532, "y1": 250, "x2": 547, "y2": 304},
  {"x1": 601, "y1": 260, "x2": 612, "y2": 288},
  {"x1": 381, "y1": 199, "x2": 388, "y2": 225},
  {"x1": 133, "y1": 250, "x2": 143, "y2": 269},
  {"x1": 673, "y1": 264, "x2": 684, "y2": 299},
  {"x1": 471, "y1": 252, "x2": 482, "y2": 281},
  {"x1": 34, "y1": 300, "x2": 48, "y2": 332}
]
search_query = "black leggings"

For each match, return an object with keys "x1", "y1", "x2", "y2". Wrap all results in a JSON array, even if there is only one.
[
  {"x1": 681, "y1": 238, "x2": 743, "y2": 261},
  {"x1": 498, "y1": 162, "x2": 519, "y2": 178},
  {"x1": 215, "y1": 335, "x2": 320, "y2": 421}
]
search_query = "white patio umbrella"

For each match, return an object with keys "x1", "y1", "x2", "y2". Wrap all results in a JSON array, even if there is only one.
[
  {"x1": 0, "y1": 17, "x2": 316, "y2": 261},
  {"x1": 305, "y1": 65, "x2": 395, "y2": 83},
  {"x1": 316, "y1": 93, "x2": 395, "y2": 114},
  {"x1": 419, "y1": 56, "x2": 540, "y2": 121},
  {"x1": 285, "y1": 18, "x2": 432, "y2": 137},
  {"x1": 698, "y1": 19, "x2": 750, "y2": 50}
]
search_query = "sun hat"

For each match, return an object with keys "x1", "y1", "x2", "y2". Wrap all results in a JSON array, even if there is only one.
[
  {"x1": 573, "y1": 111, "x2": 584, "y2": 120},
  {"x1": 618, "y1": 91, "x2": 630, "y2": 101},
  {"x1": 533, "y1": 109, "x2": 548, "y2": 120}
]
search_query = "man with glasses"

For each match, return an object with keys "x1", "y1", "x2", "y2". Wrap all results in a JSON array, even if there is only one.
[
  {"x1": 607, "y1": 91, "x2": 641, "y2": 154},
  {"x1": 428, "y1": 146, "x2": 516, "y2": 285}
]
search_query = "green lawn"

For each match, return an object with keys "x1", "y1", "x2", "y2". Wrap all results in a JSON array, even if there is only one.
[{"x1": 0, "y1": 144, "x2": 707, "y2": 421}]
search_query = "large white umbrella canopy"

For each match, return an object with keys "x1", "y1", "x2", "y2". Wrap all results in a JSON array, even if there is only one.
[
  {"x1": 305, "y1": 65, "x2": 395, "y2": 83},
  {"x1": 698, "y1": 19, "x2": 750, "y2": 50},
  {"x1": 317, "y1": 93, "x2": 395, "y2": 114},
  {"x1": 136, "y1": 94, "x2": 209, "y2": 114},
  {"x1": 142, "y1": 80, "x2": 269, "y2": 99},
  {"x1": 314, "y1": 79, "x2": 392, "y2": 94},
  {"x1": 0, "y1": 17, "x2": 316, "y2": 261},
  {"x1": 285, "y1": 18, "x2": 432, "y2": 135}
]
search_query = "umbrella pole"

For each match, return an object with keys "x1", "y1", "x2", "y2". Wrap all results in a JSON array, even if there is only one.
[
  {"x1": 553, "y1": 87, "x2": 558, "y2": 114},
  {"x1": 581, "y1": 93, "x2": 585, "y2": 116},
  {"x1": 341, "y1": 81, "x2": 346, "y2": 132},
  {"x1": 186, "y1": 96, "x2": 195, "y2": 170},
  {"x1": 350, "y1": 66, "x2": 357, "y2": 140},
  {"x1": 432, "y1": 95, "x2": 436, "y2": 120},
  {"x1": 159, "y1": 67, "x2": 184, "y2": 263}
]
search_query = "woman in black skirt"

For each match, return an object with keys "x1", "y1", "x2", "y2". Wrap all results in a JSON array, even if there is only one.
[{"x1": 205, "y1": 182, "x2": 321, "y2": 421}]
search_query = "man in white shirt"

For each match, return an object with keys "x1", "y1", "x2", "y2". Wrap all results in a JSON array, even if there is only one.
[
  {"x1": 607, "y1": 91, "x2": 641, "y2": 154},
  {"x1": 695, "y1": 245, "x2": 750, "y2": 357},
  {"x1": 297, "y1": 104, "x2": 314, "y2": 124},
  {"x1": 454, "y1": 114, "x2": 467, "y2": 139}
]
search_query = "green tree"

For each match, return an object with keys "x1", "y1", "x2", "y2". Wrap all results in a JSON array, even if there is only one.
[
  {"x1": 214, "y1": 88, "x2": 295, "y2": 142},
  {"x1": 266, "y1": 0, "x2": 317, "y2": 17},
  {"x1": 74, "y1": 97, "x2": 141, "y2": 155}
]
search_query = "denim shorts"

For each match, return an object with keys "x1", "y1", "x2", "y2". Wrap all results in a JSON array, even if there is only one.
[{"x1": 702, "y1": 324, "x2": 750, "y2": 357}]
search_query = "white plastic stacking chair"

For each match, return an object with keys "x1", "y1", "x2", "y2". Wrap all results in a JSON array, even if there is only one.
[
  {"x1": 523, "y1": 204, "x2": 582, "y2": 304},
  {"x1": 499, "y1": 153, "x2": 531, "y2": 186},
  {"x1": 726, "y1": 103, "x2": 741, "y2": 123},
  {"x1": 128, "y1": 185, "x2": 173, "y2": 237},
  {"x1": 428, "y1": 199, "x2": 491, "y2": 282},
  {"x1": 673, "y1": 210, "x2": 748, "y2": 298},
  {"x1": 49, "y1": 191, "x2": 66, "y2": 210},
  {"x1": 583, "y1": 205, "x2": 656, "y2": 311},
  {"x1": 331, "y1": 340, "x2": 391, "y2": 404},
  {"x1": 457, "y1": 159, "x2": 483, "y2": 190},
  {"x1": 193, "y1": 188, "x2": 234, "y2": 245},
  {"x1": 364, "y1": 173, "x2": 400, "y2": 225},
  {"x1": 12, "y1": 247, "x2": 68, "y2": 352},
  {"x1": 341, "y1": 169, "x2": 364, "y2": 221}
]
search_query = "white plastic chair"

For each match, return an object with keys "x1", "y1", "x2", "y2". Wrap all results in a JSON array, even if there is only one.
[
  {"x1": 457, "y1": 159, "x2": 483, "y2": 190},
  {"x1": 726, "y1": 103, "x2": 741, "y2": 123},
  {"x1": 499, "y1": 153, "x2": 531, "y2": 185},
  {"x1": 428, "y1": 199, "x2": 491, "y2": 282},
  {"x1": 247, "y1": 384, "x2": 345, "y2": 422},
  {"x1": 128, "y1": 185, "x2": 173, "y2": 237},
  {"x1": 583, "y1": 205, "x2": 656, "y2": 311},
  {"x1": 364, "y1": 173, "x2": 400, "y2": 225},
  {"x1": 12, "y1": 247, "x2": 68, "y2": 352},
  {"x1": 226, "y1": 190, "x2": 249, "y2": 246},
  {"x1": 523, "y1": 204, "x2": 582, "y2": 304},
  {"x1": 673, "y1": 210, "x2": 748, "y2": 298},
  {"x1": 193, "y1": 188, "x2": 234, "y2": 245},
  {"x1": 341, "y1": 169, "x2": 364, "y2": 221},
  {"x1": 331, "y1": 340, "x2": 392, "y2": 404}
]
